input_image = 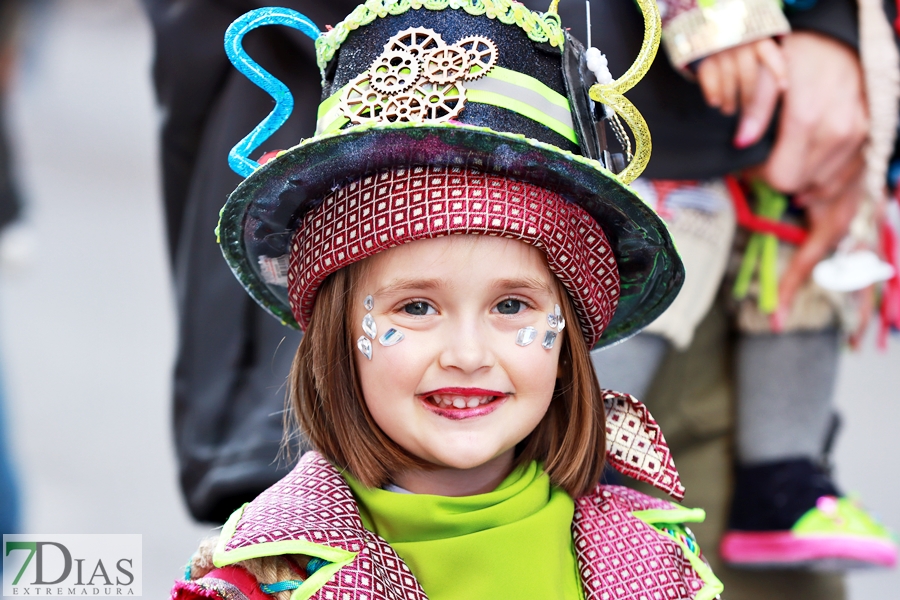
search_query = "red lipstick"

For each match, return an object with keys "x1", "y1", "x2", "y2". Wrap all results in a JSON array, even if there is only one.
[
  {"x1": 420, "y1": 387, "x2": 505, "y2": 396},
  {"x1": 418, "y1": 387, "x2": 509, "y2": 421}
]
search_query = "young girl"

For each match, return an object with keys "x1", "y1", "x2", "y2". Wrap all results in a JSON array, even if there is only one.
[{"x1": 172, "y1": 1, "x2": 724, "y2": 598}]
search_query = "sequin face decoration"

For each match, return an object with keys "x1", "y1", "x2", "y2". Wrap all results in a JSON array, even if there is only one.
[
  {"x1": 357, "y1": 336, "x2": 373, "y2": 360},
  {"x1": 541, "y1": 330, "x2": 558, "y2": 350},
  {"x1": 516, "y1": 326, "x2": 537, "y2": 347},
  {"x1": 379, "y1": 328, "x2": 405, "y2": 346},
  {"x1": 359, "y1": 295, "x2": 377, "y2": 360},
  {"x1": 362, "y1": 313, "x2": 378, "y2": 339},
  {"x1": 541, "y1": 304, "x2": 565, "y2": 350},
  {"x1": 351, "y1": 236, "x2": 563, "y2": 477},
  {"x1": 548, "y1": 304, "x2": 565, "y2": 333}
]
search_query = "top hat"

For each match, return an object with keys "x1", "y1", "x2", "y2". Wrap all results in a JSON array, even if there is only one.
[{"x1": 217, "y1": 0, "x2": 683, "y2": 348}]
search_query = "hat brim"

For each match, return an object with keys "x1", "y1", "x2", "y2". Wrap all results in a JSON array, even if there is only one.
[{"x1": 219, "y1": 121, "x2": 683, "y2": 348}]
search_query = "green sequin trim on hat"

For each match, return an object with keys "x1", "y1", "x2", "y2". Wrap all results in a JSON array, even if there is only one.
[{"x1": 315, "y1": 0, "x2": 565, "y2": 73}]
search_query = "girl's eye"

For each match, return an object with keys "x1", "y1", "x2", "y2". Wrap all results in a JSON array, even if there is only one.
[
  {"x1": 403, "y1": 301, "x2": 436, "y2": 316},
  {"x1": 495, "y1": 299, "x2": 524, "y2": 315}
]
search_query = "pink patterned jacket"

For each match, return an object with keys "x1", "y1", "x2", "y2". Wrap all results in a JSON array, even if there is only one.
[{"x1": 172, "y1": 392, "x2": 724, "y2": 600}]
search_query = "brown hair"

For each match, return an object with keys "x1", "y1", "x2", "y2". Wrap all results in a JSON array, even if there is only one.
[{"x1": 288, "y1": 261, "x2": 607, "y2": 498}]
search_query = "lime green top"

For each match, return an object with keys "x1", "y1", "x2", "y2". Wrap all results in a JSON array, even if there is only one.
[{"x1": 343, "y1": 461, "x2": 585, "y2": 600}]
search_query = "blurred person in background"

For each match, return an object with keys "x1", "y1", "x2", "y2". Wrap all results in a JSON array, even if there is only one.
[
  {"x1": 142, "y1": 0, "x2": 359, "y2": 525},
  {"x1": 144, "y1": 0, "x2": 897, "y2": 598},
  {"x1": 559, "y1": 0, "x2": 900, "y2": 597}
]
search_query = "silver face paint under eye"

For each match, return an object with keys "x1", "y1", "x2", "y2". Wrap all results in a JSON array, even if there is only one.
[{"x1": 516, "y1": 326, "x2": 537, "y2": 347}]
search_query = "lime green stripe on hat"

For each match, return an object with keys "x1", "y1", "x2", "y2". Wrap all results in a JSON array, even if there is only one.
[{"x1": 315, "y1": 66, "x2": 574, "y2": 142}]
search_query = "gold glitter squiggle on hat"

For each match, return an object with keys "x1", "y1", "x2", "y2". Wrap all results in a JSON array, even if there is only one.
[{"x1": 588, "y1": 0, "x2": 660, "y2": 184}]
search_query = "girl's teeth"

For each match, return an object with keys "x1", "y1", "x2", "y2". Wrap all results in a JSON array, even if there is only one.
[{"x1": 428, "y1": 395, "x2": 497, "y2": 408}]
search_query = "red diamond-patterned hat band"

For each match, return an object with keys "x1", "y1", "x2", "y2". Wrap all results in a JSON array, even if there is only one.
[{"x1": 286, "y1": 165, "x2": 621, "y2": 347}]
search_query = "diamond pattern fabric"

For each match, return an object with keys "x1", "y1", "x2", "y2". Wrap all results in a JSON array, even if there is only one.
[
  {"x1": 286, "y1": 165, "x2": 620, "y2": 347},
  {"x1": 573, "y1": 485, "x2": 707, "y2": 599},
  {"x1": 604, "y1": 391, "x2": 686, "y2": 500}
]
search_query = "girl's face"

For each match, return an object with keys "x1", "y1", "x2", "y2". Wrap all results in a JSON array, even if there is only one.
[{"x1": 353, "y1": 235, "x2": 564, "y2": 492}]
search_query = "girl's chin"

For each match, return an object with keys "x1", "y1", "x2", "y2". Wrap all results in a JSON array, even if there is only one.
[{"x1": 417, "y1": 445, "x2": 515, "y2": 472}]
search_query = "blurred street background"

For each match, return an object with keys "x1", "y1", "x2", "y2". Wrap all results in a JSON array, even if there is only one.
[{"x1": 0, "y1": 1, "x2": 896, "y2": 598}]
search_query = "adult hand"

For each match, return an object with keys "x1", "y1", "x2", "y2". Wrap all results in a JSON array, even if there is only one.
[
  {"x1": 756, "y1": 31, "x2": 868, "y2": 322},
  {"x1": 759, "y1": 31, "x2": 868, "y2": 201},
  {"x1": 771, "y1": 170, "x2": 864, "y2": 332}
]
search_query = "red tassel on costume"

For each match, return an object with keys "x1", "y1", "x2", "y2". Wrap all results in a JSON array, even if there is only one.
[
  {"x1": 878, "y1": 216, "x2": 900, "y2": 349},
  {"x1": 725, "y1": 176, "x2": 809, "y2": 245}
]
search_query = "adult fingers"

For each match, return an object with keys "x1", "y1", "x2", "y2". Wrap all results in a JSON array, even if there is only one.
[
  {"x1": 734, "y1": 67, "x2": 781, "y2": 148},
  {"x1": 755, "y1": 38, "x2": 788, "y2": 88},
  {"x1": 736, "y1": 46, "x2": 759, "y2": 117},
  {"x1": 775, "y1": 179, "x2": 863, "y2": 324},
  {"x1": 760, "y1": 32, "x2": 867, "y2": 194},
  {"x1": 718, "y1": 51, "x2": 739, "y2": 115},
  {"x1": 794, "y1": 152, "x2": 865, "y2": 208},
  {"x1": 758, "y1": 84, "x2": 810, "y2": 192},
  {"x1": 696, "y1": 57, "x2": 723, "y2": 110},
  {"x1": 804, "y1": 108, "x2": 868, "y2": 193}
]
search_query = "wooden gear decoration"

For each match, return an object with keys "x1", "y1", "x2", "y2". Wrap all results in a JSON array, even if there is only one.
[{"x1": 339, "y1": 27, "x2": 498, "y2": 126}]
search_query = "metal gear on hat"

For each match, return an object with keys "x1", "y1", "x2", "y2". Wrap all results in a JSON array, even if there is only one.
[
  {"x1": 369, "y1": 48, "x2": 421, "y2": 94},
  {"x1": 456, "y1": 35, "x2": 498, "y2": 80},
  {"x1": 421, "y1": 46, "x2": 470, "y2": 84},
  {"x1": 386, "y1": 26, "x2": 445, "y2": 57}
]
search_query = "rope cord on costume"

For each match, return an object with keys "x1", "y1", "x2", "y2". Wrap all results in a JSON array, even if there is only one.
[
  {"x1": 260, "y1": 580, "x2": 303, "y2": 594},
  {"x1": 257, "y1": 557, "x2": 330, "y2": 596}
]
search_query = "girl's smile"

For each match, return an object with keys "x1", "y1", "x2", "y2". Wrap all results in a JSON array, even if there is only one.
[
  {"x1": 353, "y1": 234, "x2": 565, "y2": 494},
  {"x1": 418, "y1": 387, "x2": 509, "y2": 420}
]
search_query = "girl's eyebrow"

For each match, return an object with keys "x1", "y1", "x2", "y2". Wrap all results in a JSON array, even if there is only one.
[
  {"x1": 377, "y1": 278, "x2": 446, "y2": 295},
  {"x1": 492, "y1": 278, "x2": 553, "y2": 295},
  {"x1": 376, "y1": 277, "x2": 552, "y2": 295}
]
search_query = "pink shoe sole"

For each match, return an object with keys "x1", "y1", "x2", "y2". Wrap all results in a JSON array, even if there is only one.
[{"x1": 720, "y1": 531, "x2": 898, "y2": 569}]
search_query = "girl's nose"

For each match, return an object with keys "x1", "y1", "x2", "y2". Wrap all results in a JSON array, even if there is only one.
[{"x1": 437, "y1": 318, "x2": 496, "y2": 374}]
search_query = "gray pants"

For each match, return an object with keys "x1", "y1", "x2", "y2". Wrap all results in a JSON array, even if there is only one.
[{"x1": 592, "y1": 328, "x2": 840, "y2": 465}]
